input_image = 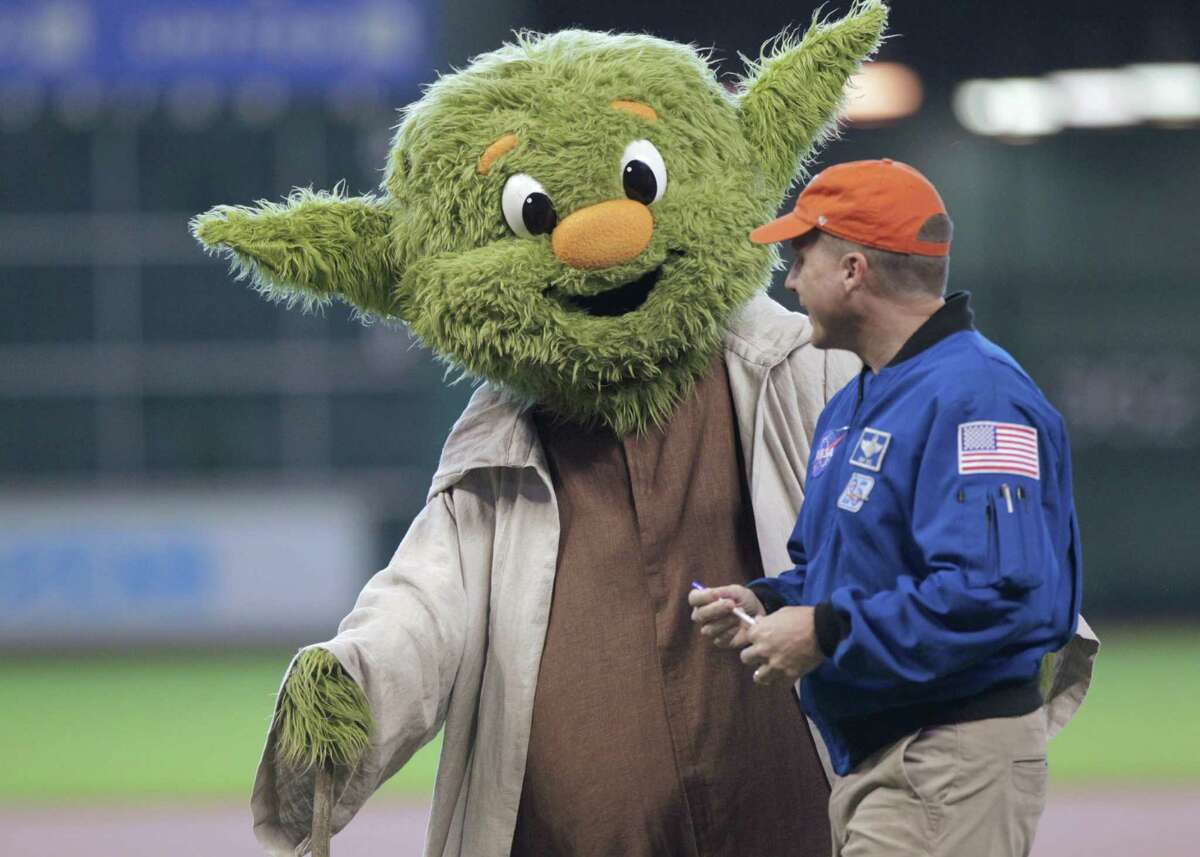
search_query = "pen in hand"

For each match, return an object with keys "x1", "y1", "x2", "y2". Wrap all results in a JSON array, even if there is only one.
[{"x1": 691, "y1": 581, "x2": 758, "y2": 626}]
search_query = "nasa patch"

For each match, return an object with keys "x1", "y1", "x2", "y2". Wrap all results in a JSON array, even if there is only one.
[
  {"x1": 837, "y1": 472, "x2": 876, "y2": 513},
  {"x1": 849, "y1": 427, "x2": 892, "y2": 472},
  {"x1": 811, "y1": 426, "x2": 849, "y2": 478}
]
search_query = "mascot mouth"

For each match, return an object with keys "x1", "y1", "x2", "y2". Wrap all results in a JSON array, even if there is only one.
[{"x1": 551, "y1": 250, "x2": 684, "y2": 317}]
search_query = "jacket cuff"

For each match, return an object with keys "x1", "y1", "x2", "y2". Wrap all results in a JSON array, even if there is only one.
[
  {"x1": 814, "y1": 601, "x2": 850, "y2": 658},
  {"x1": 747, "y1": 581, "x2": 788, "y2": 615}
]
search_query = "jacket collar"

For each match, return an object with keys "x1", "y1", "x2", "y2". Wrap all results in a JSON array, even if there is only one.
[
  {"x1": 429, "y1": 293, "x2": 812, "y2": 496},
  {"x1": 885, "y1": 290, "x2": 975, "y2": 368}
]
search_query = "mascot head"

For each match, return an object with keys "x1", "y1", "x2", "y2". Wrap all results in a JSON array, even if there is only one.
[{"x1": 193, "y1": 2, "x2": 887, "y2": 434}]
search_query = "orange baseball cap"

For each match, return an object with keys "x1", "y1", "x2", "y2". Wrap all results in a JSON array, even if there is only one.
[{"x1": 749, "y1": 158, "x2": 951, "y2": 257}]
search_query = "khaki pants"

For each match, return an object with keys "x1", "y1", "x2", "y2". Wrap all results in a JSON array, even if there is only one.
[{"x1": 828, "y1": 710, "x2": 1048, "y2": 857}]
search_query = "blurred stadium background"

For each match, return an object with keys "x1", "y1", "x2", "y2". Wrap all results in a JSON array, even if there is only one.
[{"x1": 2, "y1": 1, "x2": 1197, "y2": 855}]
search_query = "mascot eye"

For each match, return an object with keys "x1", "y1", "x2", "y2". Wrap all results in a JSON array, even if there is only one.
[
  {"x1": 620, "y1": 139, "x2": 667, "y2": 205},
  {"x1": 502, "y1": 173, "x2": 558, "y2": 237}
]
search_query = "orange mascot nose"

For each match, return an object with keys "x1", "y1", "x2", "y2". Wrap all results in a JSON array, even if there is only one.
[{"x1": 551, "y1": 199, "x2": 653, "y2": 270}]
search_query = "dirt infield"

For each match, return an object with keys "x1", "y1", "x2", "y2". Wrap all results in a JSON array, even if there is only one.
[{"x1": 1, "y1": 787, "x2": 1195, "y2": 856}]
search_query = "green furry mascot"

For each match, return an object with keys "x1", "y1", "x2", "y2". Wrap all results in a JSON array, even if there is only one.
[{"x1": 195, "y1": 3, "x2": 889, "y2": 855}]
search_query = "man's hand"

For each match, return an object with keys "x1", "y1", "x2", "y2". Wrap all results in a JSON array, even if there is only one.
[
  {"x1": 688, "y1": 584, "x2": 765, "y2": 650},
  {"x1": 739, "y1": 606, "x2": 825, "y2": 686}
]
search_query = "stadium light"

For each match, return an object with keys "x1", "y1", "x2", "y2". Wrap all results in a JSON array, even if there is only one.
[
  {"x1": 31, "y1": 1, "x2": 94, "y2": 70},
  {"x1": 843, "y1": 62, "x2": 924, "y2": 125},
  {"x1": 952, "y1": 77, "x2": 1063, "y2": 140},
  {"x1": 1125, "y1": 62, "x2": 1200, "y2": 126},
  {"x1": 955, "y1": 61, "x2": 1200, "y2": 140},
  {"x1": 1049, "y1": 69, "x2": 1138, "y2": 128}
]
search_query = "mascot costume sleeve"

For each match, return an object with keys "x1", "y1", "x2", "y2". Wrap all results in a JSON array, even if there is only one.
[{"x1": 192, "y1": 2, "x2": 1096, "y2": 854}]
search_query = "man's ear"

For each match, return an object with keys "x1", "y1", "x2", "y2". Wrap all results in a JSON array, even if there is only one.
[
  {"x1": 737, "y1": 1, "x2": 888, "y2": 202},
  {"x1": 191, "y1": 186, "x2": 406, "y2": 320},
  {"x1": 841, "y1": 250, "x2": 871, "y2": 294}
]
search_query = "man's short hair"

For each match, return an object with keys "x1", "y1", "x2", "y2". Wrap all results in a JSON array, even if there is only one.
[{"x1": 819, "y1": 214, "x2": 952, "y2": 297}]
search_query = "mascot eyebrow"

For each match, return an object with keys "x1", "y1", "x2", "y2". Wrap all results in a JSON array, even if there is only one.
[
  {"x1": 477, "y1": 134, "x2": 519, "y2": 175},
  {"x1": 609, "y1": 99, "x2": 658, "y2": 122},
  {"x1": 477, "y1": 100, "x2": 657, "y2": 175}
]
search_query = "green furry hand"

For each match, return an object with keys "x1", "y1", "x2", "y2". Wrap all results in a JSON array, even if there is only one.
[{"x1": 276, "y1": 648, "x2": 373, "y2": 771}]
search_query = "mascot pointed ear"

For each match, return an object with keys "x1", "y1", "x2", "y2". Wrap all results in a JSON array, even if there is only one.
[
  {"x1": 738, "y1": 0, "x2": 889, "y2": 200},
  {"x1": 191, "y1": 187, "x2": 406, "y2": 320}
]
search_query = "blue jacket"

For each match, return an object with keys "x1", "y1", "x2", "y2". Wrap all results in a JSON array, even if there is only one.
[{"x1": 750, "y1": 293, "x2": 1082, "y2": 775}]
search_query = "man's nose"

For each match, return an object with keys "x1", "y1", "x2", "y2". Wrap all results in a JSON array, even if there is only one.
[{"x1": 784, "y1": 267, "x2": 801, "y2": 292}]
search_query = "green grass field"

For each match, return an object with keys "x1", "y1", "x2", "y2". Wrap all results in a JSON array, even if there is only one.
[{"x1": 2, "y1": 627, "x2": 1196, "y2": 801}]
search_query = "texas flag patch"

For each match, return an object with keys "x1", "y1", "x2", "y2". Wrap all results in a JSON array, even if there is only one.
[{"x1": 957, "y1": 421, "x2": 1040, "y2": 480}]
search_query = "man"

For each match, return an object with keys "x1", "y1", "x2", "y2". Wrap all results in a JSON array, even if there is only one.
[{"x1": 690, "y1": 159, "x2": 1096, "y2": 857}]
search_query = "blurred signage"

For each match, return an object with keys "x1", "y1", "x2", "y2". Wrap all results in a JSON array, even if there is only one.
[
  {"x1": 0, "y1": 0, "x2": 433, "y2": 89},
  {"x1": 0, "y1": 490, "x2": 372, "y2": 646}
]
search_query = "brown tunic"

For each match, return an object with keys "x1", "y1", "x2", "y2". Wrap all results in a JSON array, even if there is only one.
[{"x1": 511, "y1": 357, "x2": 831, "y2": 857}]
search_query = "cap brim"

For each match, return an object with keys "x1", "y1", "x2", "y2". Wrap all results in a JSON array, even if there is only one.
[{"x1": 749, "y1": 211, "x2": 818, "y2": 245}]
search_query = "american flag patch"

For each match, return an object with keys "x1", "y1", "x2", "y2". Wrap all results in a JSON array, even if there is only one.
[{"x1": 957, "y1": 421, "x2": 1040, "y2": 479}]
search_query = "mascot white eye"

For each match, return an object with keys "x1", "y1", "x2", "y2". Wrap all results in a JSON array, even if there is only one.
[
  {"x1": 620, "y1": 139, "x2": 667, "y2": 205},
  {"x1": 502, "y1": 173, "x2": 558, "y2": 237}
]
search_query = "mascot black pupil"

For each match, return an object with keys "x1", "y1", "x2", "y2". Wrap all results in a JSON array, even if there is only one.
[
  {"x1": 522, "y1": 193, "x2": 557, "y2": 234},
  {"x1": 623, "y1": 160, "x2": 657, "y2": 204}
]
